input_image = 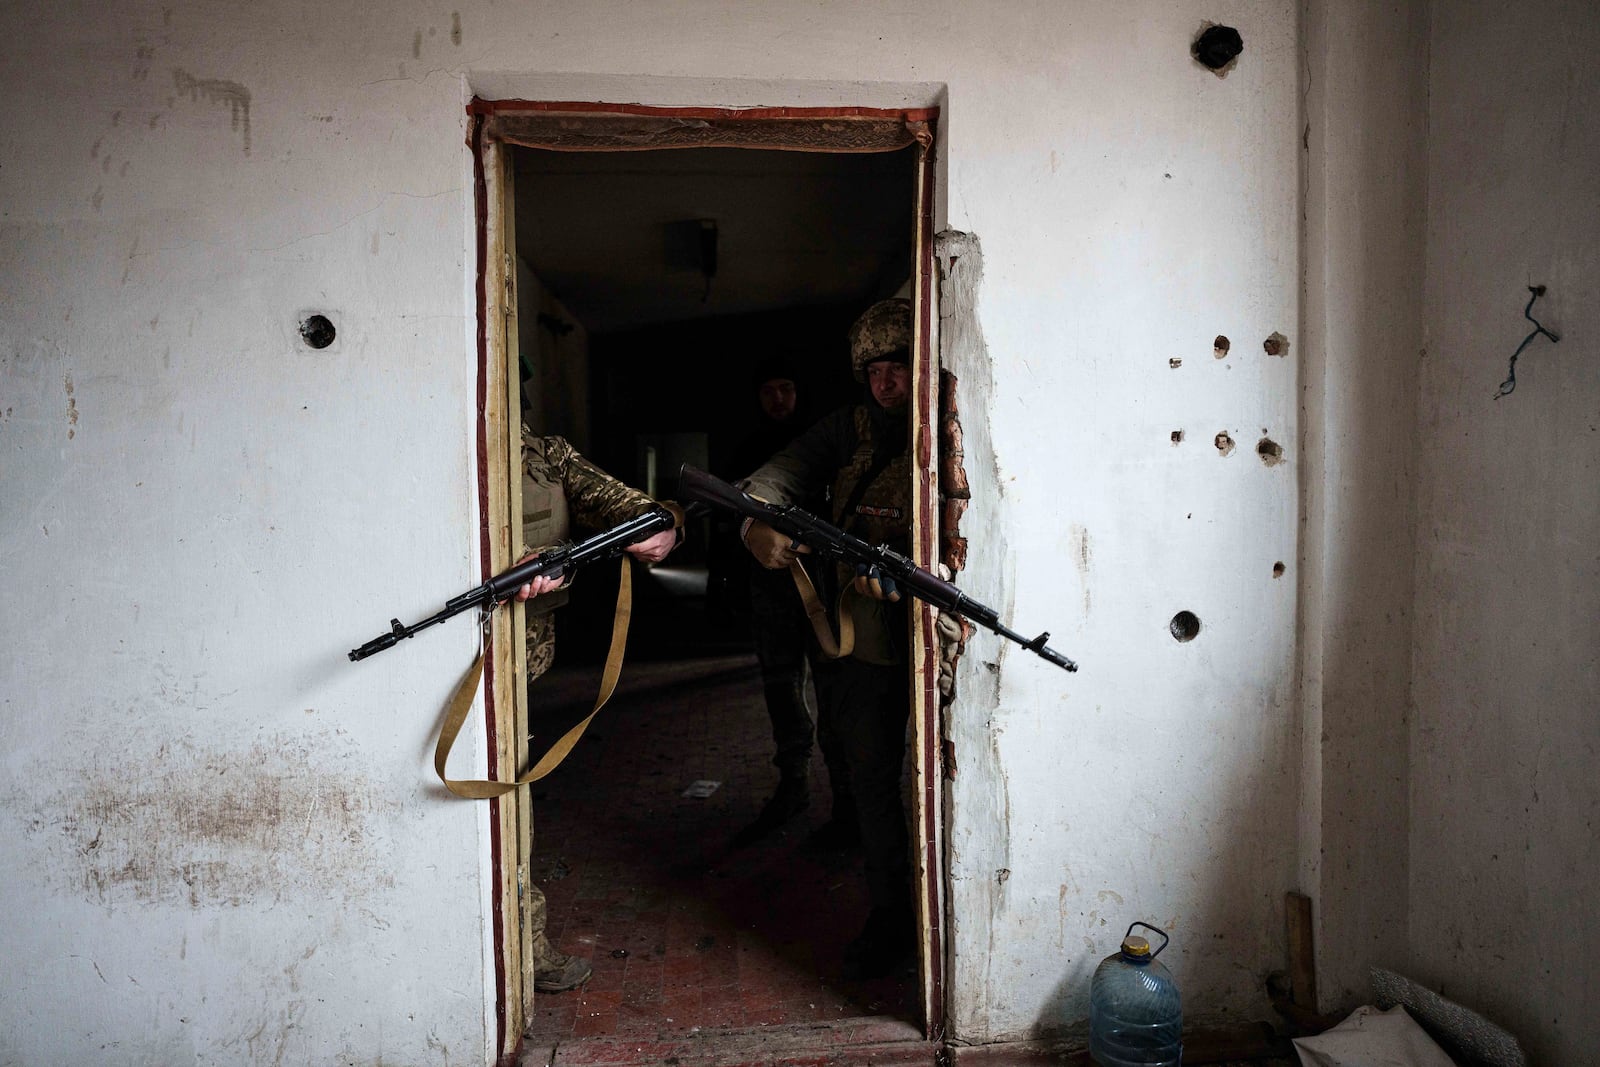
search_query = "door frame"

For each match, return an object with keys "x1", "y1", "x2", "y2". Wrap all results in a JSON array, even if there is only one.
[{"x1": 469, "y1": 98, "x2": 945, "y2": 1058}]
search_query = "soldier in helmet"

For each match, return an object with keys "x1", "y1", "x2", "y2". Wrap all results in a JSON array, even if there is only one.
[
  {"x1": 737, "y1": 297, "x2": 918, "y2": 978},
  {"x1": 512, "y1": 431, "x2": 681, "y2": 993}
]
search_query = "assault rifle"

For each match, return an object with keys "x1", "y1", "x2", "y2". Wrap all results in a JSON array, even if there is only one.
[
  {"x1": 677, "y1": 464, "x2": 1077, "y2": 672},
  {"x1": 348, "y1": 505, "x2": 678, "y2": 662}
]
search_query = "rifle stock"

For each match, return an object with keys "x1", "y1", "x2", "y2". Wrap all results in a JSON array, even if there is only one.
[{"x1": 677, "y1": 464, "x2": 1076, "y2": 672}]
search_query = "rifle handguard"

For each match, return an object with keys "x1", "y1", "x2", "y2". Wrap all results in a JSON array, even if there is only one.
[
  {"x1": 348, "y1": 503, "x2": 680, "y2": 662},
  {"x1": 677, "y1": 464, "x2": 1077, "y2": 672}
]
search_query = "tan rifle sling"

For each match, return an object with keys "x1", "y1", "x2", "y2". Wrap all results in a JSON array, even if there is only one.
[{"x1": 433, "y1": 502, "x2": 682, "y2": 799}]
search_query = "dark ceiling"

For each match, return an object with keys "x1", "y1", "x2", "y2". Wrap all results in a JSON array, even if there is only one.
[{"x1": 512, "y1": 145, "x2": 917, "y2": 336}]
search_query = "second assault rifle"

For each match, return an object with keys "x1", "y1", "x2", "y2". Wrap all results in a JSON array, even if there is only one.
[
  {"x1": 678, "y1": 464, "x2": 1077, "y2": 672},
  {"x1": 348, "y1": 504, "x2": 679, "y2": 662}
]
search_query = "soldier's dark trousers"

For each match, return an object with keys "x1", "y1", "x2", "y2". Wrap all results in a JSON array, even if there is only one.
[
  {"x1": 815, "y1": 655, "x2": 911, "y2": 910},
  {"x1": 748, "y1": 567, "x2": 850, "y2": 811},
  {"x1": 748, "y1": 566, "x2": 814, "y2": 778}
]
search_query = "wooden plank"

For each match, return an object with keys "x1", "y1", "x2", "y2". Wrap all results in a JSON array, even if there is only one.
[
  {"x1": 1286, "y1": 891, "x2": 1317, "y2": 1010},
  {"x1": 907, "y1": 134, "x2": 944, "y2": 1039},
  {"x1": 483, "y1": 136, "x2": 528, "y2": 1055}
]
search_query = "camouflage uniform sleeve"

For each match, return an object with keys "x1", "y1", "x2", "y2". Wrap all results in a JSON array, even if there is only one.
[
  {"x1": 739, "y1": 405, "x2": 857, "y2": 506},
  {"x1": 538, "y1": 435, "x2": 656, "y2": 531}
]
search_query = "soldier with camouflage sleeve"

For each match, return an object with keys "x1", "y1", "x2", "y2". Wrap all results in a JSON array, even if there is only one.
[{"x1": 513, "y1": 430, "x2": 680, "y2": 993}]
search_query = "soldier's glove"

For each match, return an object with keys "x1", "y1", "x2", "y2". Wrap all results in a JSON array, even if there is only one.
[
  {"x1": 852, "y1": 563, "x2": 901, "y2": 602},
  {"x1": 742, "y1": 519, "x2": 810, "y2": 570}
]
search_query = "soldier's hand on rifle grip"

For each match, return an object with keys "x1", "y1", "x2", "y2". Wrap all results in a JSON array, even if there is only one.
[
  {"x1": 513, "y1": 569, "x2": 566, "y2": 602},
  {"x1": 853, "y1": 563, "x2": 901, "y2": 602},
  {"x1": 742, "y1": 519, "x2": 811, "y2": 570},
  {"x1": 624, "y1": 527, "x2": 679, "y2": 565}
]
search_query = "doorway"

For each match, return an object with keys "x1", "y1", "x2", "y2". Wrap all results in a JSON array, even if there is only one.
[{"x1": 470, "y1": 101, "x2": 943, "y2": 1061}]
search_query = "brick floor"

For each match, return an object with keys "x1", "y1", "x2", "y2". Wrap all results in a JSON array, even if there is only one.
[{"x1": 518, "y1": 606, "x2": 921, "y2": 1067}]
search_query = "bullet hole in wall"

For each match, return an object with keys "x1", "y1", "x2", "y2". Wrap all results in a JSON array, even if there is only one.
[
  {"x1": 1215, "y1": 431, "x2": 1235, "y2": 456},
  {"x1": 1170, "y1": 611, "x2": 1201, "y2": 642},
  {"x1": 1213, "y1": 335, "x2": 1231, "y2": 359},
  {"x1": 1273, "y1": 562, "x2": 1286, "y2": 578},
  {"x1": 1170, "y1": 357, "x2": 1183, "y2": 369},
  {"x1": 1193, "y1": 24, "x2": 1244, "y2": 74},
  {"x1": 1257, "y1": 437, "x2": 1284, "y2": 466},
  {"x1": 1264, "y1": 331, "x2": 1289, "y2": 357},
  {"x1": 300, "y1": 314, "x2": 336, "y2": 349},
  {"x1": 1171, "y1": 430, "x2": 1185, "y2": 444}
]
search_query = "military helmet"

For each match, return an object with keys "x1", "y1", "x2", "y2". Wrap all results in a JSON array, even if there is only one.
[{"x1": 848, "y1": 298, "x2": 913, "y2": 382}]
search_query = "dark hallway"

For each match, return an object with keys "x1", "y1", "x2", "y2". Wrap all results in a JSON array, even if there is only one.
[{"x1": 510, "y1": 136, "x2": 926, "y2": 1064}]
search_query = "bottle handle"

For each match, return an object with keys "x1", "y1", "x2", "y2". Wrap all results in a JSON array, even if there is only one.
[{"x1": 1126, "y1": 921, "x2": 1170, "y2": 959}]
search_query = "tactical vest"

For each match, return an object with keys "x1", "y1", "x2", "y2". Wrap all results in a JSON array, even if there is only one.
[
  {"x1": 521, "y1": 430, "x2": 571, "y2": 618},
  {"x1": 829, "y1": 406, "x2": 911, "y2": 665}
]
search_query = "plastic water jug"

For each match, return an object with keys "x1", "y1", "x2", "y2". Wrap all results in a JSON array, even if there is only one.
[{"x1": 1088, "y1": 921, "x2": 1182, "y2": 1066}]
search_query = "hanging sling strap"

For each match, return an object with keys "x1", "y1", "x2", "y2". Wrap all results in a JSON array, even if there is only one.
[
  {"x1": 432, "y1": 550, "x2": 639, "y2": 798},
  {"x1": 783, "y1": 443, "x2": 897, "y2": 660},
  {"x1": 787, "y1": 557, "x2": 858, "y2": 660}
]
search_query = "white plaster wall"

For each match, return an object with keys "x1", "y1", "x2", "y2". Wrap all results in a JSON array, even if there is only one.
[
  {"x1": 1297, "y1": 0, "x2": 1428, "y2": 1009},
  {"x1": 1, "y1": 1, "x2": 1307, "y2": 1060},
  {"x1": 925, "y1": 2, "x2": 1303, "y2": 1040},
  {"x1": 0, "y1": 6, "x2": 495, "y2": 1065},
  {"x1": 1411, "y1": 3, "x2": 1600, "y2": 1063}
]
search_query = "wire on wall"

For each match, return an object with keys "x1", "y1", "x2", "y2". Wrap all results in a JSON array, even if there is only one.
[{"x1": 1495, "y1": 286, "x2": 1561, "y2": 399}]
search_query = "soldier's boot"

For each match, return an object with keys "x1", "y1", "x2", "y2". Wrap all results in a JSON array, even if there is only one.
[
  {"x1": 732, "y1": 771, "x2": 811, "y2": 848},
  {"x1": 532, "y1": 936, "x2": 593, "y2": 994}
]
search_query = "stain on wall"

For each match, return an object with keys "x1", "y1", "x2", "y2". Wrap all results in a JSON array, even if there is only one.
[
  {"x1": 1070, "y1": 523, "x2": 1092, "y2": 617},
  {"x1": 172, "y1": 69, "x2": 252, "y2": 154},
  {"x1": 17, "y1": 732, "x2": 394, "y2": 909},
  {"x1": 64, "y1": 374, "x2": 78, "y2": 439}
]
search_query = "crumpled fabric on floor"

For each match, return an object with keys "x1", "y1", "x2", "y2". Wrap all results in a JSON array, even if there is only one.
[{"x1": 1294, "y1": 1005, "x2": 1458, "y2": 1067}]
